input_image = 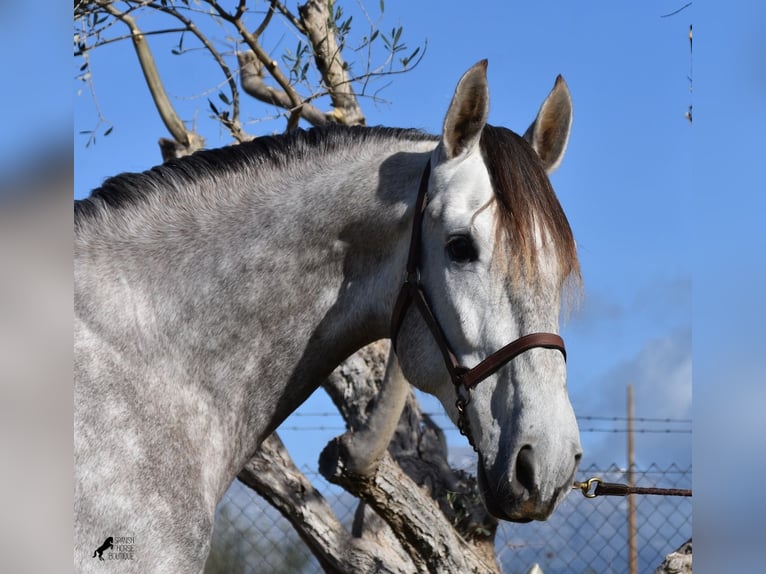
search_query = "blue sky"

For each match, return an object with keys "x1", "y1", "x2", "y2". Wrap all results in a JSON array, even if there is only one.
[{"x1": 71, "y1": 2, "x2": 766, "y2": 567}]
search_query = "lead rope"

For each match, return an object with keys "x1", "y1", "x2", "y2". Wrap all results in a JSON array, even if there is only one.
[{"x1": 573, "y1": 477, "x2": 692, "y2": 498}]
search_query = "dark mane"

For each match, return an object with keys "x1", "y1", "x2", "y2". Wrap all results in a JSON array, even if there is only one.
[
  {"x1": 75, "y1": 125, "x2": 435, "y2": 224},
  {"x1": 480, "y1": 124, "x2": 580, "y2": 287}
]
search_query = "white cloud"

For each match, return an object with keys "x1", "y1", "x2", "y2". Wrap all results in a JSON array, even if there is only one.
[{"x1": 574, "y1": 326, "x2": 692, "y2": 469}]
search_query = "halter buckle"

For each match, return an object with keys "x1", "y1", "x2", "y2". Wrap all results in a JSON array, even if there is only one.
[{"x1": 403, "y1": 268, "x2": 421, "y2": 286}]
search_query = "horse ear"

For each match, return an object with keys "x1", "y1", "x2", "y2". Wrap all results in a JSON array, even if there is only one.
[
  {"x1": 523, "y1": 75, "x2": 573, "y2": 174},
  {"x1": 441, "y1": 60, "x2": 489, "y2": 160}
]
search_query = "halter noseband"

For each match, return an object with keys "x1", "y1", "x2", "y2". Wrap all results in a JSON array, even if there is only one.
[{"x1": 390, "y1": 159, "x2": 566, "y2": 450}]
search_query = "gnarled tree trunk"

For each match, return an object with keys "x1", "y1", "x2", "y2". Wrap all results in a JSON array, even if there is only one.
[
  {"x1": 653, "y1": 538, "x2": 692, "y2": 574},
  {"x1": 238, "y1": 341, "x2": 501, "y2": 573}
]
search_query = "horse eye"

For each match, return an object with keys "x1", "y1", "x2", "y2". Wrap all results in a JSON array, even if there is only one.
[{"x1": 446, "y1": 235, "x2": 477, "y2": 263}]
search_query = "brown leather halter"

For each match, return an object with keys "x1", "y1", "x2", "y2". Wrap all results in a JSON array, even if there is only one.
[{"x1": 390, "y1": 159, "x2": 567, "y2": 449}]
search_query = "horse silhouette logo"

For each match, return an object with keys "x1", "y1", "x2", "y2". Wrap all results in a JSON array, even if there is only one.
[{"x1": 93, "y1": 536, "x2": 114, "y2": 560}]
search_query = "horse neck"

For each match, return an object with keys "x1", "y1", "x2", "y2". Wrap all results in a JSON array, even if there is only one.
[{"x1": 75, "y1": 135, "x2": 435, "y2": 470}]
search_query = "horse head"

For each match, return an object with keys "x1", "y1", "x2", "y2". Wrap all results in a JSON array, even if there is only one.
[{"x1": 394, "y1": 61, "x2": 581, "y2": 522}]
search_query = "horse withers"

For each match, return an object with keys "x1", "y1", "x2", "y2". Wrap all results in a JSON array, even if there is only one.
[{"x1": 75, "y1": 60, "x2": 581, "y2": 572}]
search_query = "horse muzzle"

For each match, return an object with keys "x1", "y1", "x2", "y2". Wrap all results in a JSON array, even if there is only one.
[{"x1": 477, "y1": 442, "x2": 582, "y2": 522}]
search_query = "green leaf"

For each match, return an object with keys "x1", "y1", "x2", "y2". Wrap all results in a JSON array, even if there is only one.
[
  {"x1": 104, "y1": 126, "x2": 113, "y2": 136},
  {"x1": 218, "y1": 91, "x2": 230, "y2": 105},
  {"x1": 402, "y1": 46, "x2": 420, "y2": 67},
  {"x1": 341, "y1": 15, "x2": 352, "y2": 34},
  {"x1": 208, "y1": 99, "x2": 219, "y2": 115},
  {"x1": 379, "y1": 0, "x2": 385, "y2": 14}
]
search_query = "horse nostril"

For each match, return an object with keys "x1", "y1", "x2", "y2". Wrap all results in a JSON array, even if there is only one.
[{"x1": 515, "y1": 445, "x2": 536, "y2": 493}]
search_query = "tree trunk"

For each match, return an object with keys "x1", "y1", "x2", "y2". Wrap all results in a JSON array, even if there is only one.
[
  {"x1": 237, "y1": 341, "x2": 501, "y2": 573},
  {"x1": 652, "y1": 538, "x2": 692, "y2": 574},
  {"x1": 239, "y1": 433, "x2": 413, "y2": 574},
  {"x1": 298, "y1": 0, "x2": 366, "y2": 125}
]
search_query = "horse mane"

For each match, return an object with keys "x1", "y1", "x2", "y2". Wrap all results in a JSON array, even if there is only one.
[
  {"x1": 480, "y1": 124, "x2": 580, "y2": 289},
  {"x1": 74, "y1": 125, "x2": 436, "y2": 225},
  {"x1": 75, "y1": 122, "x2": 579, "y2": 289}
]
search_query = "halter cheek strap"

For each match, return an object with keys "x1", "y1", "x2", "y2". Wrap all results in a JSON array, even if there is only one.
[{"x1": 390, "y1": 159, "x2": 566, "y2": 448}]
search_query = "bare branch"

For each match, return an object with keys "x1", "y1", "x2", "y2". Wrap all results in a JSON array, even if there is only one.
[
  {"x1": 74, "y1": 27, "x2": 189, "y2": 57},
  {"x1": 238, "y1": 433, "x2": 414, "y2": 574},
  {"x1": 324, "y1": 450, "x2": 499, "y2": 573},
  {"x1": 356, "y1": 39, "x2": 427, "y2": 97},
  {"x1": 660, "y1": 2, "x2": 692, "y2": 18},
  {"x1": 206, "y1": 0, "x2": 309, "y2": 131},
  {"x1": 75, "y1": 52, "x2": 113, "y2": 147},
  {"x1": 234, "y1": 0, "x2": 247, "y2": 21},
  {"x1": 147, "y1": 1, "x2": 251, "y2": 143},
  {"x1": 286, "y1": 107, "x2": 303, "y2": 131},
  {"x1": 319, "y1": 342, "x2": 500, "y2": 573},
  {"x1": 238, "y1": 51, "x2": 328, "y2": 127},
  {"x1": 298, "y1": 0, "x2": 366, "y2": 125},
  {"x1": 237, "y1": 341, "x2": 499, "y2": 572},
  {"x1": 254, "y1": 2, "x2": 276, "y2": 37},
  {"x1": 94, "y1": 0, "x2": 203, "y2": 153},
  {"x1": 270, "y1": 0, "x2": 306, "y2": 34}
]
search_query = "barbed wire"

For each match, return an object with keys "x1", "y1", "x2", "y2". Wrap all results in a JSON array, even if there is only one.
[
  {"x1": 577, "y1": 415, "x2": 691, "y2": 424},
  {"x1": 282, "y1": 412, "x2": 692, "y2": 434},
  {"x1": 579, "y1": 428, "x2": 691, "y2": 434},
  {"x1": 279, "y1": 426, "x2": 692, "y2": 434},
  {"x1": 289, "y1": 411, "x2": 691, "y2": 423}
]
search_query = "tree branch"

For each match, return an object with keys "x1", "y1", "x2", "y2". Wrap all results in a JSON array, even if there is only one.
[
  {"x1": 254, "y1": 2, "x2": 276, "y2": 37},
  {"x1": 234, "y1": 0, "x2": 247, "y2": 21},
  {"x1": 147, "y1": 1, "x2": 251, "y2": 143},
  {"x1": 238, "y1": 51, "x2": 328, "y2": 127},
  {"x1": 238, "y1": 433, "x2": 414, "y2": 574},
  {"x1": 270, "y1": 0, "x2": 306, "y2": 35},
  {"x1": 319, "y1": 342, "x2": 500, "y2": 573},
  {"x1": 94, "y1": 1, "x2": 204, "y2": 156},
  {"x1": 237, "y1": 341, "x2": 499, "y2": 572},
  {"x1": 74, "y1": 27, "x2": 189, "y2": 57},
  {"x1": 206, "y1": 0, "x2": 308, "y2": 131},
  {"x1": 325, "y1": 450, "x2": 498, "y2": 573},
  {"x1": 298, "y1": 0, "x2": 366, "y2": 125}
]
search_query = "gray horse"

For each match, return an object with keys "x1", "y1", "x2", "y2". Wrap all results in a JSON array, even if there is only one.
[{"x1": 75, "y1": 60, "x2": 581, "y2": 572}]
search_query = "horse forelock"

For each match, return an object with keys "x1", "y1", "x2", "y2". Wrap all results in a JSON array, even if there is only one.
[{"x1": 479, "y1": 124, "x2": 580, "y2": 293}]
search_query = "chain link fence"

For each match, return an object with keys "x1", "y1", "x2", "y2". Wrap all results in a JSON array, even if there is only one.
[{"x1": 204, "y1": 460, "x2": 691, "y2": 574}]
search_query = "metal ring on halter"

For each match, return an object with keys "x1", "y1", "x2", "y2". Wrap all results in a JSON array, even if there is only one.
[
  {"x1": 404, "y1": 268, "x2": 421, "y2": 286},
  {"x1": 573, "y1": 477, "x2": 602, "y2": 498}
]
